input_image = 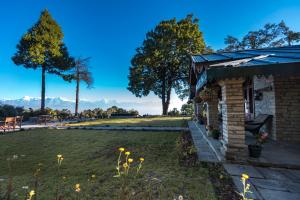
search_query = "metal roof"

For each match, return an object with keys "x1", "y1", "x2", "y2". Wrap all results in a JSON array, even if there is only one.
[
  {"x1": 191, "y1": 45, "x2": 300, "y2": 67},
  {"x1": 193, "y1": 45, "x2": 300, "y2": 92}
]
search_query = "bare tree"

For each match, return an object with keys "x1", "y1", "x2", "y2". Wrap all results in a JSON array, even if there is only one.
[{"x1": 72, "y1": 57, "x2": 93, "y2": 116}]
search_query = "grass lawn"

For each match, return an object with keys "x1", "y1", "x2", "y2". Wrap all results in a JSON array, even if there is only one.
[
  {"x1": 0, "y1": 129, "x2": 216, "y2": 200},
  {"x1": 66, "y1": 116, "x2": 190, "y2": 127}
]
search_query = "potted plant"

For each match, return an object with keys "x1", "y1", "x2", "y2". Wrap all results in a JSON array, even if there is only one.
[
  {"x1": 199, "y1": 87, "x2": 215, "y2": 101},
  {"x1": 211, "y1": 129, "x2": 221, "y2": 140},
  {"x1": 193, "y1": 95, "x2": 202, "y2": 103},
  {"x1": 248, "y1": 132, "x2": 268, "y2": 158}
]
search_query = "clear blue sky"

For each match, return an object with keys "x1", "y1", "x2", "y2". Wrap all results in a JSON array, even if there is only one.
[{"x1": 0, "y1": 0, "x2": 299, "y2": 110}]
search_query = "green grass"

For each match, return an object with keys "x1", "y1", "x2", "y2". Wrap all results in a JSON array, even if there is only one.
[
  {"x1": 0, "y1": 129, "x2": 216, "y2": 200},
  {"x1": 66, "y1": 116, "x2": 190, "y2": 127}
]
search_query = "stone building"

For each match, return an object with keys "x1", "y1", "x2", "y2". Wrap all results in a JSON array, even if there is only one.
[{"x1": 189, "y1": 45, "x2": 300, "y2": 161}]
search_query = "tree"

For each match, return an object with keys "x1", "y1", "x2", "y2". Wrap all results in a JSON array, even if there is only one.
[
  {"x1": 12, "y1": 10, "x2": 74, "y2": 112},
  {"x1": 168, "y1": 108, "x2": 180, "y2": 116},
  {"x1": 128, "y1": 14, "x2": 205, "y2": 115},
  {"x1": 68, "y1": 57, "x2": 93, "y2": 116},
  {"x1": 181, "y1": 103, "x2": 194, "y2": 115},
  {"x1": 223, "y1": 21, "x2": 300, "y2": 50},
  {"x1": 224, "y1": 35, "x2": 243, "y2": 51},
  {"x1": 278, "y1": 21, "x2": 300, "y2": 46}
]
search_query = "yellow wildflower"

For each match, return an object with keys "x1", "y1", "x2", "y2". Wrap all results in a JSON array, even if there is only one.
[
  {"x1": 242, "y1": 174, "x2": 249, "y2": 180},
  {"x1": 140, "y1": 157, "x2": 144, "y2": 162},
  {"x1": 128, "y1": 158, "x2": 133, "y2": 163},
  {"x1": 119, "y1": 147, "x2": 125, "y2": 152},
  {"x1": 57, "y1": 154, "x2": 64, "y2": 166},
  {"x1": 28, "y1": 190, "x2": 35, "y2": 200},
  {"x1": 91, "y1": 174, "x2": 96, "y2": 178},
  {"x1": 125, "y1": 151, "x2": 130, "y2": 156},
  {"x1": 75, "y1": 183, "x2": 81, "y2": 192},
  {"x1": 123, "y1": 163, "x2": 128, "y2": 168}
]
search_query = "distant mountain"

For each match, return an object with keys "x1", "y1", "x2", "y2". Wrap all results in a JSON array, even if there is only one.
[{"x1": 0, "y1": 96, "x2": 163, "y2": 114}]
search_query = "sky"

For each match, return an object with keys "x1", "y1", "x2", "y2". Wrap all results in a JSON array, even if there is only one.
[{"x1": 0, "y1": 0, "x2": 300, "y2": 114}]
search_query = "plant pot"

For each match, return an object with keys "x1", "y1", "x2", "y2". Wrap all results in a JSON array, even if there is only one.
[
  {"x1": 211, "y1": 130, "x2": 220, "y2": 140},
  {"x1": 248, "y1": 145, "x2": 262, "y2": 158}
]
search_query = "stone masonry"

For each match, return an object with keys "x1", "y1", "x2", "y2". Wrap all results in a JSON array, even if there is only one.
[
  {"x1": 219, "y1": 79, "x2": 247, "y2": 160},
  {"x1": 274, "y1": 76, "x2": 300, "y2": 143},
  {"x1": 206, "y1": 87, "x2": 219, "y2": 131}
]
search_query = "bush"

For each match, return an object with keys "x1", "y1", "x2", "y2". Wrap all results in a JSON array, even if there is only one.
[
  {"x1": 176, "y1": 131, "x2": 198, "y2": 166},
  {"x1": 211, "y1": 129, "x2": 221, "y2": 140}
]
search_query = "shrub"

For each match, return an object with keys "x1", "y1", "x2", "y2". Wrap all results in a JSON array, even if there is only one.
[{"x1": 176, "y1": 131, "x2": 198, "y2": 166}]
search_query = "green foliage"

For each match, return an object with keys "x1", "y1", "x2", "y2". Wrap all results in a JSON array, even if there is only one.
[
  {"x1": 223, "y1": 20, "x2": 300, "y2": 51},
  {"x1": 167, "y1": 108, "x2": 180, "y2": 116},
  {"x1": 0, "y1": 105, "x2": 22, "y2": 118},
  {"x1": 176, "y1": 131, "x2": 198, "y2": 166},
  {"x1": 211, "y1": 129, "x2": 221, "y2": 140},
  {"x1": 12, "y1": 9, "x2": 74, "y2": 73},
  {"x1": 128, "y1": 14, "x2": 206, "y2": 114},
  {"x1": 12, "y1": 9, "x2": 74, "y2": 110},
  {"x1": 180, "y1": 103, "x2": 194, "y2": 115},
  {"x1": 79, "y1": 106, "x2": 139, "y2": 119}
]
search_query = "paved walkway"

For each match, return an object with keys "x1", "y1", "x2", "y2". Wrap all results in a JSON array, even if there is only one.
[
  {"x1": 189, "y1": 120, "x2": 300, "y2": 200},
  {"x1": 188, "y1": 121, "x2": 220, "y2": 162},
  {"x1": 224, "y1": 163, "x2": 300, "y2": 200},
  {"x1": 60, "y1": 126, "x2": 188, "y2": 132}
]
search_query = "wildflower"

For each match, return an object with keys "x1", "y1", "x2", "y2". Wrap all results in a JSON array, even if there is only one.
[
  {"x1": 239, "y1": 174, "x2": 252, "y2": 200},
  {"x1": 128, "y1": 158, "x2": 133, "y2": 163},
  {"x1": 28, "y1": 190, "x2": 35, "y2": 200},
  {"x1": 137, "y1": 157, "x2": 145, "y2": 174},
  {"x1": 91, "y1": 174, "x2": 96, "y2": 178},
  {"x1": 125, "y1": 151, "x2": 130, "y2": 156},
  {"x1": 242, "y1": 174, "x2": 249, "y2": 180},
  {"x1": 75, "y1": 184, "x2": 81, "y2": 192},
  {"x1": 115, "y1": 148, "x2": 125, "y2": 177},
  {"x1": 123, "y1": 163, "x2": 128, "y2": 168},
  {"x1": 57, "y1": 154, "x2": 64, "y2": 166},
  {"x1": 178, "y1": 195, "x2": 184, "y2": 200}
]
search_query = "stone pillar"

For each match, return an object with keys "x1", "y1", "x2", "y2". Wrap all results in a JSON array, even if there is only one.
[
  {"x1": 206, "y1": 89, "x2": 219, "y2": 130},
  {"x1": 219, "y1": 79, "x2": 247, "y2": 161}
]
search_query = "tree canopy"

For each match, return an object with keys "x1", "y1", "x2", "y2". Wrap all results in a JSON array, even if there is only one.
[
  {"x1": 128, "y1": 14, "x2": 206, "y2": 115},
  {"x1": 223, "y1": 20, "x2": 300, "y2": 51}
]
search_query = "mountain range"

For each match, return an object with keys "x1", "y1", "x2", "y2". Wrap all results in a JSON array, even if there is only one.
[{"x1": 0, "y1": 96, "x2": 163, "y2": 114}]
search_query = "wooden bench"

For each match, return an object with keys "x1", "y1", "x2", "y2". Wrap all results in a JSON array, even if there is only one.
[
  {"x1": 38, "y1": 115, "x2": 51, "y2": 125},
  {"x1": 245, "y1": 114, "x2": 273, "y2": 135},
  {"x1": 0, "y1": 117, "x2": 17, "y2": 132}
]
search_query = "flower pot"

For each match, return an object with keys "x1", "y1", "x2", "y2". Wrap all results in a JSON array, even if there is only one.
[{"x1": 248, "y1": 145, "x2": 262, "y2": 158}]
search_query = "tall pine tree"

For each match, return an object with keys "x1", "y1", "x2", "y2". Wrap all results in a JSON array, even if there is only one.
[{"x1": 12, "y1": 9, "x2": 74, "y2": 112}]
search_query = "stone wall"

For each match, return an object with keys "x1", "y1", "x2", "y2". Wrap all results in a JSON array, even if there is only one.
[
  {"x1": 274, "y1": 76, "x2": 300, "y2": 143},
  {"x1": 253, "y1": 75, "x2": 276, "y2": 139},
  {"x1": 219, "y1": 79, "x2": 247, "y2": 160}
]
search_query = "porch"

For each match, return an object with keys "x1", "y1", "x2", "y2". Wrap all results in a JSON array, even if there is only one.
[
  {"x1": 191, "y1": 120, "x2": 300, "y2": 168},
  {"x1": 189, "y1": 45, "x2": 300, "y2": 163}
]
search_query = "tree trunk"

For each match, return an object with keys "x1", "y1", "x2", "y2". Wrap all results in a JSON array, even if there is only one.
[
  {"x1": 75, "y1": 77, "x2": 80, "y2": 116},
  {"x1": 161, "y1": 69, "x2": 167, "y2": 115},
  {"x1": 41, "y1": 66, "x2": 46, "y2": 112},
  {"x1": 161, "y1": 74, "x2": 172, "y2": 115}
]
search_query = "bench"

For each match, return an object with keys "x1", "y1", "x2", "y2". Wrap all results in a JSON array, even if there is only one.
[
  {"x1": 245, "y1": 114, "x2": 273, "y2": 135},
  {"x1": 38, "y1": 115, "x2": 51, "y2": 125},
  {"x1": 0, "y1": 117, "x2": 16, "y2": 132}
]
